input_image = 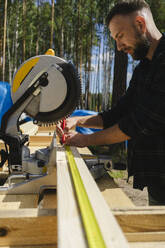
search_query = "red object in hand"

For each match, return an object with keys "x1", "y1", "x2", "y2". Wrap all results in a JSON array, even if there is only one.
[{"x1": 61, "y1": 119, "x2": 66, "y2": 144}]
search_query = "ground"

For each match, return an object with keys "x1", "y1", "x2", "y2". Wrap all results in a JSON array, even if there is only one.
[
  {"x1": 89, "y1": 145, "x2": 148, "y2": 206},
  {"x1": 114, "y1": 173, "x2": 148, "y2": 206}
]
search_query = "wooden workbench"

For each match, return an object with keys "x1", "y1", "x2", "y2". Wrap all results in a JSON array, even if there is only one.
[{"x1": 0, "y1": 124, "x2": 165, "y2": 247}]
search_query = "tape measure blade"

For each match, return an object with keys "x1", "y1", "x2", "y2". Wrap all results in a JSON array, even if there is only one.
[{"x1": 65, "y1": 146, "x2": 106, "y2": 248}]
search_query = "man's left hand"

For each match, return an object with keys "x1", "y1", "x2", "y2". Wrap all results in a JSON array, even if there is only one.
[{"x1": 65, "y1": 131, "x2": 88, "y2": 147}]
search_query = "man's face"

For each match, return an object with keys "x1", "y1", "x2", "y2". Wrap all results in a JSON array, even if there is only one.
[{"x1": 109, "y1": 14, "x2": 150, "y2": 60}]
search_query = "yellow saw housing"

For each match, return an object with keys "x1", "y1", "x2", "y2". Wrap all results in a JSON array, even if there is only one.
[{"x1": 11, "y1": 51, "x2": 81, "y2": 124}]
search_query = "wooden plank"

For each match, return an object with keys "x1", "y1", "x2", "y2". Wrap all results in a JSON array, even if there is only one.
[
  {"x1": 57, "y1": 146, "x2": 130, "y2": 248},
  {"x1": 0, "y1": 245, "x2": 56, "y2": 248},
  {"x1": 29, "y1": 135, "x2": 52, "y2": 146},
  {"x1": 71, "y1": 146, "x2": 130, "y2": 247},
  {"x1": 96, "y1": 173, "x2": 135, "y2": 208},
  {"x1": 38, "y1": 126, "x2": 56, "y2": 132},
  {"x1": 126, "y1": 232, "x2": 165, "y2": 242},
  {"x1": 0, "y1": 195, "x2": 38, "y2": 209},
  {"x1": 112, "y1": 208, "x2": 165, "y2": 242},
  {"x1": 114, "y1": 209, "x2": 165, "y2": 233},
  {"x1": 57, "y1": 146, "x2": 87, "y2": 248},
  {"x1": 0, "y1": 209, "x2": 57, "y2": 246},
  {"x1": 20, "y1": 121, "x2": 38, "y2": 135},
  {"x1": 77, "y1": 147, "x2": 93, "y2": 156},
  {"x1": 129, "y1": 242, "x2": 165, "y2": 248},
  {"x1": 35, "y1": 131, "x2": 54, "y2": 136},
  {"x1": 102, "y1": 188, "x2": 135, "y2": 208}
]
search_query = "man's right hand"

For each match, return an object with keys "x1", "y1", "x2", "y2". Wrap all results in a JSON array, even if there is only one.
[{"x1": 56, "y1": 116, "x2": 80, "y2": 141}]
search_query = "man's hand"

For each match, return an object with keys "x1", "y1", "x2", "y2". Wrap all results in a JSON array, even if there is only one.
[
  {"x1": 56, "y1": 117, "x2": 80, "y2": 144},
  {"x1": 56, "y1": 123, "x2": 87, "y2": 147},
  {"x1": 63, "y1": 117, "x2": 80, "y2": 132},
  {"x1": 65, "y1": 131, "x2": 88, "y2": 147}
]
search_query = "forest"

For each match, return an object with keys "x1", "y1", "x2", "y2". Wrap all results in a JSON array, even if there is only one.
[{"x1": 0, "y1": 0, "x2": 165, "y2": 112}]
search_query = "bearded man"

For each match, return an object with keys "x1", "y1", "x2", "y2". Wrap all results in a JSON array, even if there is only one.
[{"x1": 57, "y1": 0, "x2": 165, "y2": 205}]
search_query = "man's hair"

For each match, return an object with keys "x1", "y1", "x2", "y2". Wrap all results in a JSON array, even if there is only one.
[{"x1": 106, "y1": 0, "x2": 151, "y2": 26}]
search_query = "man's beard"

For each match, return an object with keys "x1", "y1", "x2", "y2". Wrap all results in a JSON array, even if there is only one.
[{"x1": 132, "y1": 31, "x2": 151, "y2": 60}]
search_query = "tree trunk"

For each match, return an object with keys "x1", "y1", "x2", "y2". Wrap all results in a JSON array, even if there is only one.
[
  {"x1": 0, "y1": 3, "x2": 2, "y2": 80},
  {"x1": 75, "y1": 0, "x2": 80, "y2": 70},
  {"x1": 50, "y1": 0, "x2": 54, "y2": 48},
  {"x1": 85, "y1": 0, "x2": 93, "y2": 110},
  {"x1": 102, "y1": 41, "x2": 106, "y2": 111},
  {"x1": 22, "y1": 0, "x2": 26, "y2": 62},
  {"x1": 102, "y1": 44, "x2": 113, "y2": 111},
  {"x1": 2, "y1": 0, "x2": 7, "y2": 81},
  {"x1": 14, "y1": 11, "x2": 19, "y2": 74},
  {"x1": 96, "y1": 41, "x2": 101, "y2": 112},
  {"x1": 7, "y1": 19, "x2": 11, "y2": 83},
  {"x1": 59, "y1": 0, "x2": 64, "y2": 57},
  {"x1": 112, "y1": 44, "x2": 128, "y2": 107},
  {"x1": 75, "y1": 0, "x2": 84, "y2": 108},
  {"x1": 36, "y1": 0, "x2": 40, "y2": 55}
]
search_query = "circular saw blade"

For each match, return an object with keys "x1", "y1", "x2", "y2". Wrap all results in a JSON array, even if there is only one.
[{"x1": 11, "y1": 55, "x2": 81, "y2": 123}]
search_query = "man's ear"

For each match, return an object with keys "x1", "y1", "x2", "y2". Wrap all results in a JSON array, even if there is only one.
[{"x1": 135, "y1": 16, "x2": 146, "y2": 33}]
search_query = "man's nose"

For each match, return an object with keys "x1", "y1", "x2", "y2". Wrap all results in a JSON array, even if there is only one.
[{"x1": 116, "y1": 41, "x2": 123, "y2": 51}]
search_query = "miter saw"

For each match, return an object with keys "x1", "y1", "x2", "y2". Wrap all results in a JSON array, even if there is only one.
[{"x1": 0, "y1": 50, "x2": 81, "y2": 194}]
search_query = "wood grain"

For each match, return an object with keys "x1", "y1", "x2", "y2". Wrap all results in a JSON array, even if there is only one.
[
  {"x1": 57, "y1": 146, "x2": 130, "y2": 248},
  {"x1": 0, "y1": 209, "x2": 57, "y2": 246}
]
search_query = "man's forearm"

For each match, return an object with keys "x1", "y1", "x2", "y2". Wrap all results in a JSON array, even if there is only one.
[
  {"x1": 85, "y1": 124, "x2": 130, "y2": 146},
  {"x1": 77, "y1": 114, "x2": 103, "y2": 129}
]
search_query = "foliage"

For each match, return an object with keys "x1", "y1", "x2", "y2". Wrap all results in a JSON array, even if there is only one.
[{"x1": 0, "y1": 0, "x2": 165, "y2": 110}]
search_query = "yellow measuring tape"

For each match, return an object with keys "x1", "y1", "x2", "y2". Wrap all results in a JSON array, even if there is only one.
[{"x1": 65, "y1": 146, "x2": 106, "y2": 248}]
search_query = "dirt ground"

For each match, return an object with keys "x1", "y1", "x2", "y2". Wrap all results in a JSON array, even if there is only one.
[
  {"x1": 88, "y1": 145, "x2": 149, "y2": 206},
  {"x1": 114, "y1": 175, "x2": 148, "y2": 206}
]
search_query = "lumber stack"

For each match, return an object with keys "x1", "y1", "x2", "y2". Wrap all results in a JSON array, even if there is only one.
[{"x1": 0, "y1": 124, "x2": 164, "y2": 247}]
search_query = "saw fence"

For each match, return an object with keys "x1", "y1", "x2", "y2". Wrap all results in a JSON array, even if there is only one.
[{"x1": 0, "y1": 124, "x2": 165, "y2": 248}]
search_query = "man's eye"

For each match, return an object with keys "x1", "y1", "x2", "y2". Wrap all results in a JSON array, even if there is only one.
[{"x1": 118, "y1": 34, "x2": 123, "y2": 39}]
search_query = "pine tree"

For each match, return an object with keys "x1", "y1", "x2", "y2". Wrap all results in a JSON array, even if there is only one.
[{"x1": 2, "y1": 0, "x2": 7, "y2": 81}]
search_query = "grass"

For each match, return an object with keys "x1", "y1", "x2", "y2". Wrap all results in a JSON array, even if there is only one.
[{"x1": 108, "y1": 170, "x2": 126, "y2": 179}]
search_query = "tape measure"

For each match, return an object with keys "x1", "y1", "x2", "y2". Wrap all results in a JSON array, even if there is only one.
[{"x1": 65, "y1": 146, "x2": 107, "y2": 248}]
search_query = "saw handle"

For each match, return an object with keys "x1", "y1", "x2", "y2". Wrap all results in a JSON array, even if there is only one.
[{"x1": 61, "y1": 120, "x2": 66, "y2": 144}]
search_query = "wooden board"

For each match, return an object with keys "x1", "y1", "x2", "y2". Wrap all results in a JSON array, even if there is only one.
[
  {"x1": 0, "y1": 209, "x2": 56, "y2": 246},
  {"x1": 130, "y1": 242, "x2": 165, "y2": 248},
  {"x1": 57, "y1": 146, "x2": 130, "y2": 248},
  {"x1": 96, "y1": 173, "x2": 135, "y2": 208},
  {"x1": 0, "y1": 194, "x2": 38, "y2": 209},
  {"x1": 29, "y1": 135, "x2": 53, "y2": 146},
  {"x1": 20, "y1": 121, "x2": 38, "y2": 135},
  {"x1": 114, "y1": 209, "x2": 165, "y2": 233}
]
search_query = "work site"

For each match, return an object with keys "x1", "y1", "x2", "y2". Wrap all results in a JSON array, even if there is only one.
[{"x1": 0, "y1": 0, "x2": 165, "y2": 247}]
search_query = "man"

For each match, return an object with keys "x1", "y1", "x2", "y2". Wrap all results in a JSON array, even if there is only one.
[{"x1": 57, "y1": 0, "x2": 165, "y2": 205}]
